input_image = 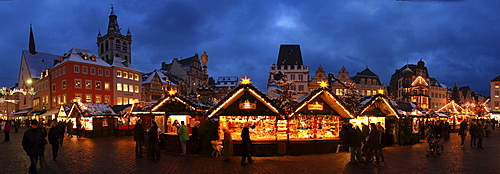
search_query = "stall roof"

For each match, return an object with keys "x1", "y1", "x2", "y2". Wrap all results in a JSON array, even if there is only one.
[
  {"x1": 358, "y1": 94, "x2": 399, "y2": 118},
  {"x1": 40, "y1": 108, "x2": 59, "y2": 117},
  {"x1": 151, "y1": 94, "x2": 206, "y2": 113},
  {"x1": 69, "y1": 103, "x2": 118, "y2": 116},
  {"x1": 290, "y1": 88, "x2": 354, "y2": 119},
  {"x1": 13, "y1": 108, "x2": 32, "y2": 116},
  {"x1": 207, "y1": 83, "x2": 282, "y2": 118}
]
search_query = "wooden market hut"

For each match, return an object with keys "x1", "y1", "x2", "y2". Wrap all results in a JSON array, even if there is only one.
[
  {"x1": 137, "y1": 91, "x2": 208, "y2": 153},
  {"x1": 287, "y1": 87, "x2": 355, "y2": 154},
  {"x1": 354, "y1": 94, "x2": 401, "y2": 145},
  {"x1": 207, "y1": 80, "x2": 284, "y2": 156},
  {"x1": 67, "y1": 102, "x2": 119, "y2": 138}
]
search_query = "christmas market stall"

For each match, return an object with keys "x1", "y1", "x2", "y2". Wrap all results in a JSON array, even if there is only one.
[
  {"x1": 287, "y1": 86, "x2": 354, "y2": 154},
  {"x1": 67, "y1": 102, "x2": 119, "y2": 138},
  {"x1": 352, "y1": 94, "x2": 401, "y2": 145},
  {"x1": 141, "y1": 90, "x2": 207, "y2": 153},
  {"x1": 436, "y1": 100, "x2": 463, "y2": 131},
  {"x1": 207, "y1": 77, "x2": 284, "y2": 156},
  {"x1": 112, "y1": 104, "x2": 138, "y2": 136},
  {"x1": 393, "y1": 100, "x2": 426, "y2": 145}
]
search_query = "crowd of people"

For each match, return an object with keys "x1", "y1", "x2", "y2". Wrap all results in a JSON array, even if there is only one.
[{"x1": 340, "y1": 122, "x2": 386, "y2": 167}]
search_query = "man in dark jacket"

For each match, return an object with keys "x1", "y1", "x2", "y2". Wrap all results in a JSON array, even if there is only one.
[
  {"x1": 134, "y1": 119, "x2": 145, "y2": 158},
  {"x1": 48, "y1": 121, "x2": 62, "y2": 161},
  {"x1": 241, "y1": 122, "x2": 254, "y2": 165},
  {"x1": 366, "y1": 123, "x2": 380, "y2": 166},
  {"x1": 22, "y1": 120, "x2": 45, "y2": 174},
  {"x1": 458, "y1": 121, "x2": 468, "y2": 147},
  {"x1": 469, "y1": 121, "x2": 478, "y2": 147},
  {"x1": 147, "y1": 121, "x2": 160, "y2": 160}
]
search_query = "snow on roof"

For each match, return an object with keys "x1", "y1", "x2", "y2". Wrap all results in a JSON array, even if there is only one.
[
  {"x1": 142, "y1": 69, "x2": 177, "y2": 86},
  {"x1": 53, "y1": 48, "x2": 111, "y2": 68},
  {"x1": 79, "y1": 103, "x2": 117, "y2": 116},
  {"x1": 23, "y1": 50, "x2": 60, "y2": 79},
  {"x1": 111, "y1": 56, "x2": 141, "y2": 72}
]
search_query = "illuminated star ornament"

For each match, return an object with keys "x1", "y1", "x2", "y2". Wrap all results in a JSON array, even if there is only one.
[
  {"x1": 319, "y1": 80, "x2": 329, "y2": 88},
  {"x1": 240, "y1": 76, "x2": 252, "y2": 85},
  {"x1": 168, "y1": 89, "x2": 177, "y2": 96}
]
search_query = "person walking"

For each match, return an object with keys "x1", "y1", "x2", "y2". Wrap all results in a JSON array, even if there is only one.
[
  {"x1": 38, "y1": 122, "x2": 48, "y2": 160},
  {"x1": 15, "y1": 119, "x2": 20, "y2": 133},
  {"x1": 4, "y1": 119, "x2": 11, "y2": 141},
  {"x1": 366, "y1": 123, "x2": 381, "y2": 166},
  {"x1": 48, "y1": 121, "x2": 62, "y2": 161},
  {"x1": 147, "y1": 121, "x2": 161, "y2": 160},
  {"x1": 222, "y1": 127, "x2": 233, "y2": 161},
  {"x1": 134, "y1": 119, "x2": 145, "y2": 158},
  {"x1": 458, "y1": 121, "x2": 468, "y2": 147},
  {"x1": 376, "y1": 122, "x2": 385, "y2": 162},
  {"x1": 469, "y1": 121, "x2": 478, "y2": 147},
  {"x1": 67, "y1": 121, "x2": 73, "y2": 138},
  {"x1": 477, "y1": 121, "x2": 485, "y2": 149},
  {"x1": 177, "y1": 121, "x2": 189, "y2": 156},
  {"x1": 22, "y1": 120, "x2": 45, "y2": 174},
  {"x1": 76, "y1": 121, "x2": 82, "y2": 138},
  {"x1": 58, "y1": 121, "x2": 65, "y2": 146},
  {"x1": 241, "y1": 122, "x2": 254, "y2": 165}
]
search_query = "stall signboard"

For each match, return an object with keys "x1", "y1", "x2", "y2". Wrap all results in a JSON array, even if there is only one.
[
  {"x1": 239, "y1": 99, "x2": 257, "y2": 110},
  {"x1": 308, "y1": 101, "x2": 323, "y2": 111}
]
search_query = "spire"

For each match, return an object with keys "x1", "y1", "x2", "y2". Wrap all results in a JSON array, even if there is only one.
[
  {"x1": 127, "y1": 27, "x2": 131, "y2": 35},
  {"x1": 29, "y1": 24, "x2": 36, "y2": 54},
  {"x1": 97, "y1": 30, "x2": 102, "y2": 37},
  {"x1": 107, "y1": 4, "x2": 120, "y2": 34}
]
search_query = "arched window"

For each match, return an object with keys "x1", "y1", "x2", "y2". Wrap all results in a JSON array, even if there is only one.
[
  {"x1": 105, "y1": 40, "x2": 109, "y2": 51},
  {"x1": 122, "y1": 42, "x2": 128, "y2": 51},
  {"x1": 115, "y1": 39, "x2": 120, "y2": 50}
]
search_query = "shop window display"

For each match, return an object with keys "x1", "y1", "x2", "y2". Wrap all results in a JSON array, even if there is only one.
[
  {"x1": 288, "y1": 115, "x2": 342, "y2": 140},
  {"x1": 219, "y1": 116, "x2": 277, "y2": 141}
]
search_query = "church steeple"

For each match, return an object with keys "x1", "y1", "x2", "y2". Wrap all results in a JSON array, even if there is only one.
[
  {"x1": 29, "y1": 24, "x2": 36, "y2": 54},
  {"x1": 107, "y1": 5, "x2": 120, "y2": 34}
]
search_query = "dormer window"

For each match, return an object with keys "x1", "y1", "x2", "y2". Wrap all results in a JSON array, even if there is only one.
[
  {"x1": 83, "y1": 54, "x2": 89, "y2": 60},
  {"x1": 91, "y1": 55, "x2": 96, "y2": 61}
]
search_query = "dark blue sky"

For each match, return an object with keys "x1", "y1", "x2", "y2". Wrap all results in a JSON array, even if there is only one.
[{"x1": 1, "y1": 0, "x2": 498, "y2": 96}]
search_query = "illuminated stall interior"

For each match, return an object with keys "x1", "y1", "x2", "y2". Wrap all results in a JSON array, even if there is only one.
[
  {"x1": 208, "y1": 77, "x2": 283, "y2": 141},
  {"x1": 150, "y1": 89, "x2": 206, "y2": 135},
  {"x1": 289, "y1": 86, "x2": 354, "y2": 140},
  {"x1": 67, "y1": 102, "x2": 118, "y2": 137}
]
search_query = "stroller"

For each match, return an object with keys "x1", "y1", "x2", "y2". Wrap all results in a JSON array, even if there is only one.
[{"x1": 426, "y1": 137, "x2": 441, "y2": 157}]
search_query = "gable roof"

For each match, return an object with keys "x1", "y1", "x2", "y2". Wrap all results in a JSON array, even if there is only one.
[
  {"x1": 291, "y1": 88, "x2": 354, "y2": 119},
  {"x1": 358, "y1": 94, "x2": 399, "y2": 118},
  {"x1": 151, "y1": 93, "x2": 206, "y2": 112},
  {"x1": 491, "y1": 75, "x2": 500, "y2": 82},
  {"x1": 22, "y1": 50, "x2": 60, "y2": 79},
  {"x1": 207, "y1": 83, "x2": 282, "y2": 118},
  {"x1": 54, "y1": 48, "x2": 111, "y2": 68},
  {"x1": 350, "y1": 68, "x2": 382, "y2": 85},
  {"x1": 69, "y1": 102, "x2": 117, "y2": 116},
  {"x1": 111, "y1": 57, "x2": 140, "y2": 72}
]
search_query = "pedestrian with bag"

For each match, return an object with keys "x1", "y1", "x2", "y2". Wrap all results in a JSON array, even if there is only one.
[
  {"x1": 22, "y1": 120, "x2": 45, "y2": 174},
  {"x1": 48, "y1": 121, "x2": 61, "y2": 161},
  {"x1": 134, "y1": 119, "x2": 145, "y2": 158}
]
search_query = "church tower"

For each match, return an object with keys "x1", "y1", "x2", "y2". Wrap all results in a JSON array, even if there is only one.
[{"x1": 97, "y1": 5, "x2": 132, "y2": 64}]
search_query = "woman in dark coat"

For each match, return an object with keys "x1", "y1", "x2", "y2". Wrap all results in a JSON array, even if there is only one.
[
  {"x1": 240, "y1": 122, "x2": 254, "y2": 165},
  {"x1": 48, "y1": 121, "x2": 62, "y2": 161},
  {"x1": 366, "y1": 123, "x2": 380, "y2": 166}
]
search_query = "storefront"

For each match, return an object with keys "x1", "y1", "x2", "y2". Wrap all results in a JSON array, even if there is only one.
[
  {"x1": 352, "y1": 94, "x2": 400, "y2": 145},
  {"x1": 133, "y1": 91, "x2": 207, "y2": 153},
  {"x1": 208, "y1": 81, "x2": 284, "y2": 156},
  {"x1": 287, "y1": 87, "x2": 355, "y2": 154},
  {"x1": 67, "y1": 102, "x2": 118, "y2": 138}
]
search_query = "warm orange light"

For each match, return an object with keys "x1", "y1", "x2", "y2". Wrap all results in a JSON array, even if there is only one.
[
  {"x1": 168, "y1": 89, "x2": 177, "y2": 95},
  {"x1": 240, "y1": 76, "x2": 252, "y2": 85},
  {"x1": 377, "y1": 89, "x2": 385, "y2": 94},
  {"x1": 319, "y1": 81, "x2": 329, "y2": 88}
]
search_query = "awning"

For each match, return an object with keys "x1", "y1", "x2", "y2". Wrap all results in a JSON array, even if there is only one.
[
  {"x1": 41, "y1": 109, "x2": 59, "y2": 117},
  {"x1": 13, "y1": 108, "x2": 32, "y2": 116},
  {"x1": 29, "y1": 110, "x2": 47, "y2": 115}
]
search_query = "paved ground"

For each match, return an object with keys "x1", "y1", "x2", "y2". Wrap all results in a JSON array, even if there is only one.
[{"x1": 2, "y1": 127, "x2": 500, "y2": 174}]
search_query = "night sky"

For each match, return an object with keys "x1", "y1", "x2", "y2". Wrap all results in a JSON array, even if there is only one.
[{"x1": 1, "y1": 0, "x2": 498, "y2": 96}]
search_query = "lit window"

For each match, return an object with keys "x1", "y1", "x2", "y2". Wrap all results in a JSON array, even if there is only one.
[
  {"x1": 62, "y1": 80, "x2": 66, "y2": 90},
  {"x1": 134, "y1": 74, "x2": 139, "y2": 81},
  {"x1": 86, "y1": 94, "x2": 92, "y2": 102},
  {"x1": 134, "y1": 86, "x2": 139, "y2": 93},
  {"x1": 129, "y1": 84, "x2": 134, "y2": 92},
  {"x1": 117, "y1": 83, "x2": 122, "y2": 91},
  {"x1": 104, "y1": 82, "x2": 110, "y2": 91},
  {"x1": 117, "y1": 70, "x2": 122, "y2": 78},
  {"x1": 104, "y1": 95, "x2": 110, "y2": 104},
  {"x1": 95, "y1": 81, "x2": 101, "y2": 90},
  {"x1": 63, "y1": 94, "x2": 66, "y2": 104},
  {"x1": 95, "y1": 95, "x2": 102, "y2": 103},
  {"x1": 129, "y1": 72, "x2": 133, "y2": 80},
  {"x1": 123, "y1": 84, "x2": 128, "y2": 91},
  {"x1": 129, "y1": 98, "x2": 134, "y2": 105},
  {"x1": 85, "y1": 80, "x2": 92, "y2": 89},
  {"x1": 123, "y1": 98, "x2": 129, "y2": 105},
  {"x1": 117, "y1": 97, "x2": 123, "y2": 105},
  {"x1": 123, "y1": 71, "x2": 128, "y2": 79},
  {"x1": 75, "y1": 93, "x2": 82, "y2": 101}
]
